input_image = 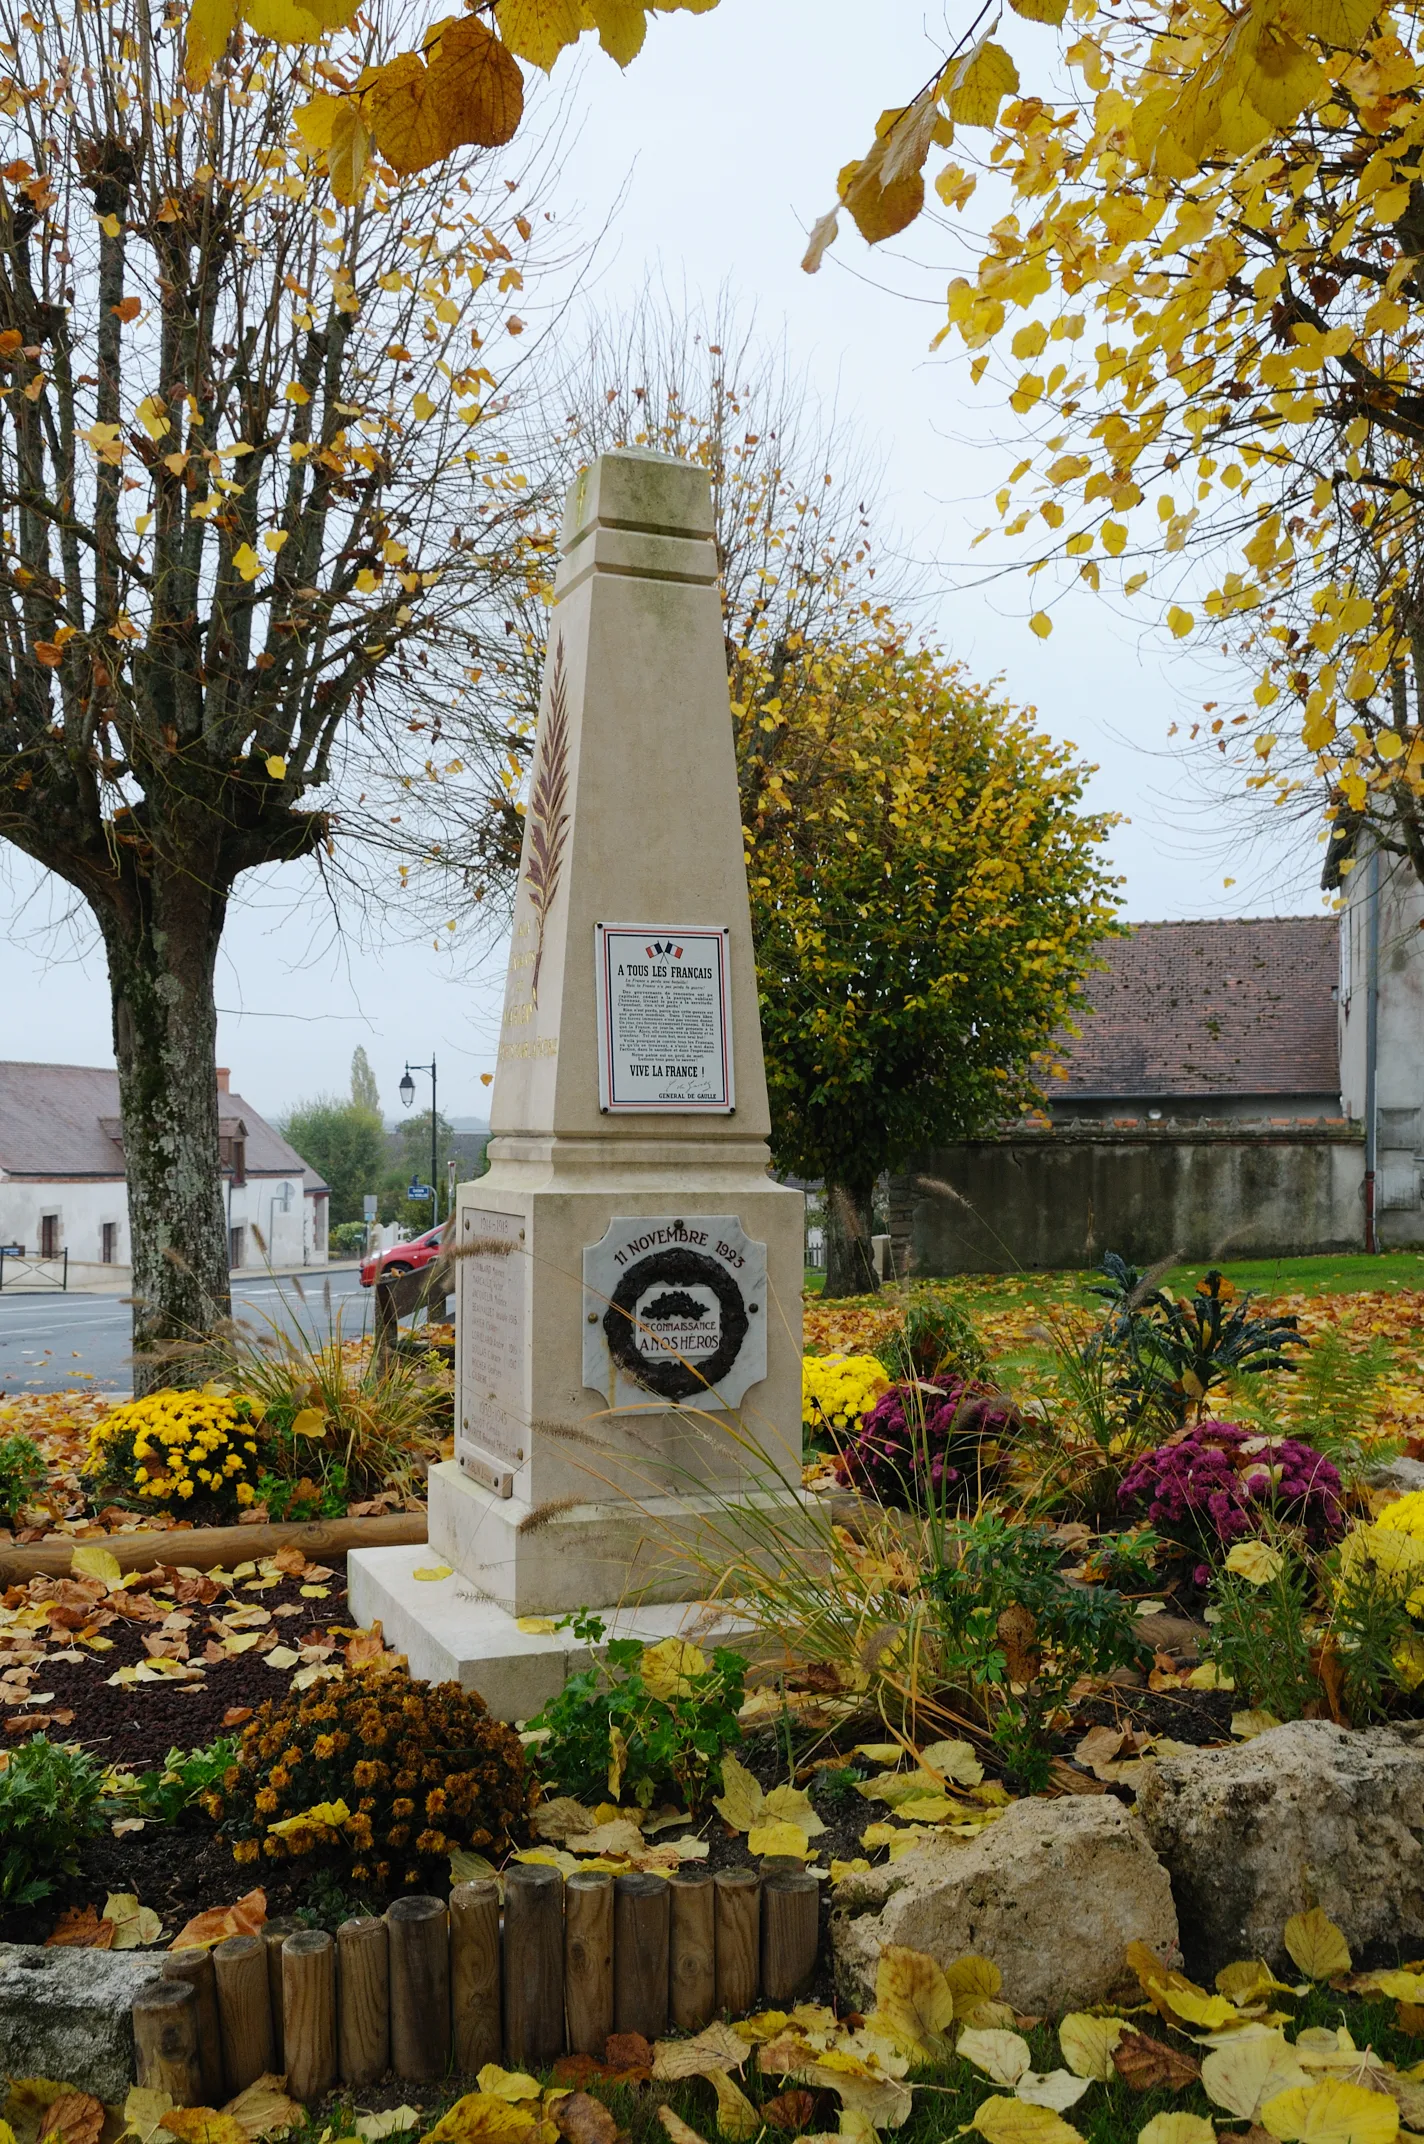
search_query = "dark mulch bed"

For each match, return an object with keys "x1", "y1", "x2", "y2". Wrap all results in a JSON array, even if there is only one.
[{"x1": 2, "y1": 1546, "x2": 1244, "y2": 1953}]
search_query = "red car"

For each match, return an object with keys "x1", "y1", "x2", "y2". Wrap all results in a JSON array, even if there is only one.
[{"x1": 360, "y1": 1222, "x2": 448, "y2": 1287}]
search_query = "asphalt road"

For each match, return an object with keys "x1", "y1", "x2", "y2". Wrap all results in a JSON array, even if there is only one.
[{"x1": 0, "y1": 1267, "x2": 371, "y2": 1394}]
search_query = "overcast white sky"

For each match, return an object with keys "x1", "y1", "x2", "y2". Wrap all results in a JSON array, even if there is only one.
[{"x1": 0, "y1": 0, "x2": 1329, "y2": 1125}]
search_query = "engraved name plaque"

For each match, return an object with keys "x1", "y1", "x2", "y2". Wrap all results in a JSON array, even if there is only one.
[{"x1": 456, "y1": 1206, "x2": 527, "y2": 1497}]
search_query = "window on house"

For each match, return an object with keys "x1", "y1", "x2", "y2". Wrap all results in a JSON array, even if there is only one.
[
  {"x1": 39, "y1": 1214, "x2": 59, "y2": 1260},
  {"x1": 101, "y1": 1222, "x2": 118, "y2": 1265},
  {"x1": 229, "y1": 1225, "x2": 245, "y2": 1270},
  {"x1": 231, "y1": 1138, "x2": 246, "y2": 1187}
]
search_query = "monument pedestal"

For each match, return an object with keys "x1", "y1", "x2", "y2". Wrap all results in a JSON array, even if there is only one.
[
  {"x1": 346, "y1": 1543, "x2": 755, "y2": 1722},
  {"x1": 349, "y1": 448, "x2": 807, "y2": 1721}
]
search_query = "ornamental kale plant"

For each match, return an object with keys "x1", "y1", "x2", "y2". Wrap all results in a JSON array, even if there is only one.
[
  {"x1": 0, "y1": 1735, "x2": 105, "y2": 1907},
  {"x1": 530, "y1": 1615, "x2": 747, "y2": 1812},
  {"x1": 836, "y1": 1379, "x2": 1020, "y2": 1512},
  {"x1": 1090, "y1": 1254, "x2": 1308, "y2": 1426},
  {"x1": 1118, "y1": 1419, "x2": 1345, "y2": 1582}
]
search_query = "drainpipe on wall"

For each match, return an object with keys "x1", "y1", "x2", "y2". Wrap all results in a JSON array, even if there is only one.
[{"x1": 1364, "y1": 840, "x2": 1381, "y2": 1254}]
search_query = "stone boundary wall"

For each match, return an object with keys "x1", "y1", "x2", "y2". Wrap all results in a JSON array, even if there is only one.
[{"x1": 891, "y1": 1119, "x2": 1369, "y2": 1276}]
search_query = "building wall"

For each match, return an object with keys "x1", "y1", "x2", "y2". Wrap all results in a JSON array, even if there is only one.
[
  {"x1": 0, "y1": 1174, "x2": 322, "y2": 1267},
  {"x1": 0, "y1": 1178, "x2": 129, "y2": 1264},
  {"x1": 1340, "y1": 852, "x2": 1424, "y2": 1246},
  {"x1": 893, "y1": 1122, "x2": 1365, "y2": 1275}
]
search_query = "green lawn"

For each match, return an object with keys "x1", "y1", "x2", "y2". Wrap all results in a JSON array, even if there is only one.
[{"x1": 806, "y1": 1250, "x2": 1424, "y2": 1308}]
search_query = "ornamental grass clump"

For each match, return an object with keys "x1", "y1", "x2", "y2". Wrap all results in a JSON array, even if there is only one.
[
  {"x1": 85, "y1": 1388, "x2": 265, "y2": 1519},
  {"x1": 1118, "y1": 1418, "x2": 1345, "y2": 1583},
  {"x1": 207, "y1": 1666, "x2": 528, "y2": 1891},
  {"x1": 836, "y1": 1378, "x2": 1021, "y2": 1512}
]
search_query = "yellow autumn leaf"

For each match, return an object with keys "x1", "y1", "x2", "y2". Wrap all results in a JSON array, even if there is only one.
[
  {"x1": 584, "y1": 0, "x2": 650, "y2": 66},
  {"x1": 474, "y1": 2067, "x2": 542, "y2": 2103},
  {"x1": 870, "y1": 1944, "x2": 956, "y2": 2061},
  {"x1": 1202, "y1": 2033, "x2": 1311, "y2": 2122},
  {"x1": 412, "y1": 391, "x2": 438, "y2": 420},
  {"x1": 945, "y1": 1953, "x2": 1004, "y2": 2018},
  {"x1": 413, "y1": 1565, "x2": 453, "y2": 1581},
  {"x1": 261, "y1": 755, "x2": 287, "y2": 781},
  {"x1": 1261, "y1": 2081, "x2": 1398, "y2": 2144},
  {"x1": 1059, "y1": 2014, "x2": 1124, "y2": 2082},
  {"x1": 959, "y1": 2028, "x2": 1032, "y2": 2087},
  {"x1": 233, "y1": 544, "x2": 263, "y2": 582},
  {"x1": 761, "y1": 1783, "x2": 826, "y2": 1839},
  {"x1": 970, "y1": 2097, "x2": 1085, "y2": 2144},
  {"x1": 418, "y1": 2094, "x2": 541, "y2": 2144},
  {"x1": 746, "y1": 1820, "x2": 812, "y2": 1860},
  {"x1": 1008, "y1": 0, "x2": 1068, "y2": 21},
  {"x1": 515, "y1": 1617, "x2": 558, "y2": 1634},
  {"x1": 708, "y1": 2074, "x2": 759, "y2": 2141},
  {"x1": 289, "y1": 1406, "x2": 326, "y2": 1437},
  {"x1": 268, "y1": 1799, "x2": 349, "y2": 1836},
  {"x1": 185, "y1": 0, "x2": 240, "y2": 80},
  {"x1": 1224, "y1": 1540, "x2": 1285, "y2": 1584},
  {"x1": 354, "y1": 568, "x2": 381, "y2": 593},
  {"x1": 263, "y1": 531, "x2": 289, "y2": 554},
  {"x1": 135, "y1": 395, "x2": 171, "y2": 442},
  {"x1": 1283, "y1": 1909, "x2": 1352, "y2": 1980},
  {"x1": 640, "y1": 1637, "x2": 707, "y2": 1699},
  {"x1": 1139, "y1": 2121, "x2": 1215, "y2": 2144},
  {"x1": 1167, "y1": 605, "x2": 1195, "y2": 638},
  {"x1": 160, "y1": 2115, "x2": 250, "y2": 2144},
  {"x1": 326, "y1": 100, "x2": 374, "y2": 204},
  {"x1": 71, "y1": 1545, "x2": 122, "y2": 1587},
  {"x1": 104, "y1": 1893, "x2": 161, "y2": 1949},
  {"x1": 123, "y1": 2089, "x2": 176, "y2": 2144},
  {"x1": 494, "y1": 0, "x2": 584, "y2": 70},
  {"x1": 1029, "y1": 612, "x2": 1053, "y2": 638},
  {"x1": 713, "y1": 1752, "x2": 763, "y2": 1832},
  {"x1": 942, "y1": 37, "x2": 1019, "y2": 128}
]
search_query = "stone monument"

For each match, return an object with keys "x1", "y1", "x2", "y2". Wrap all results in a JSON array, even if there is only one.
[{"x1": 348, "y1": 449, "x2": 805, "y2": 1715}]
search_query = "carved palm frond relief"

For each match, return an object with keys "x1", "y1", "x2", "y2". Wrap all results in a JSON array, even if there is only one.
[{"x1": 524, "y1": 634, "x2": 571, "y2": 1007}]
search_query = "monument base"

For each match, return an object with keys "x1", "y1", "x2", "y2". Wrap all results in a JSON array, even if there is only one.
[
  {"x1": 346, "y1": 1543, "x2": 754, "y2": 1721},
  {"x1": 424, "y1": 1458, "x2": 815, "y2": 1617}
]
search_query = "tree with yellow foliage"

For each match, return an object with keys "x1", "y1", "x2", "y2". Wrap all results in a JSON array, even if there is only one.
[
  {"x1": 741, "y1": 627, "x2": 1120, "y2": 1296},
  {"x1": 805, "y1": 0, "x2": 1424, "y2": 896},
  {"x1": 0, "y1": 0, "x2": 562, "y2": 1379}
]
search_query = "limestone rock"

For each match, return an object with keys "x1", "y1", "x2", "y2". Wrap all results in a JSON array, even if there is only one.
[
  {"x1": 1136, "y1": 1719, "x2": 1424, "y2": 1975},
  {"x1": 1366, "y1": 1456, "x2": 1424, "y2": 1496},
  {"x1": 0, "y1": 1943, "x2": 158, "y2": 2100},
  {"x1": 830, "y1": 1795, "x2": 1177, "y2": 2015}
]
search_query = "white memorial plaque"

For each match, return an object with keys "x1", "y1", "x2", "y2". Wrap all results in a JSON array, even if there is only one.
[
  {"x1": 595, "y1": 923, "x2": 734, "y2": 1113},
  {"x1": 456, "y1": 1207, "x2": 527, "y2": 1495},
  {"x1": 583, "y1": 1214, "x2": 767, "y2": 1410}
]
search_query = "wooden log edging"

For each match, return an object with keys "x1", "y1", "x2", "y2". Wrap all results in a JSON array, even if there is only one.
[
  {"x1": 131, "y1": 1863, "x2": 822, "y2": 2096},
  {"x1": 0, "y1": 1512, "x2": 427, "y2": 1584}
]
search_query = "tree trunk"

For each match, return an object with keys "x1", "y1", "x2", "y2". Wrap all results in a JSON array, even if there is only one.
[
  {"x1": 98, "y1": 865, "x2": 232, "y2": 1389},
  {"x1": 823, "y1": 1180, "x2": 879, "y2": 1298}
]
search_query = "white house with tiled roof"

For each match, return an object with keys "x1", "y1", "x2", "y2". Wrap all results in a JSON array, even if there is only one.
[{"x1": 0, "y1": 1063, "x2": 328, "y2": 1272}]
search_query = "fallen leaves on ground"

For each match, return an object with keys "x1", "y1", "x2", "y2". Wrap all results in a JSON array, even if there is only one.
[
  {"x1": 158, "y1": 2115, "x2": 249, "y2": 2144},
  {"x1": 44, "y1": 1907, "x2": 113, "y2": 1949},
  {"x1": 1114, "y1": 2031, "x2": 1203, "y2": 2092},
  {"x1": 38, "y1": 2096, "x2": 104, "y2": 2144},
  {"x1": 169, "y1": 1889, "x2": 266, "y2": 1951},
  {"x1": 219, "y1": 2079, "x2": 301, "y2": 2140},
  {"x1": 550, "y1": 2098, "x2": 617, "y2": 2144},
  {"x1": 1284, "y1": 1909, "x2": 1353, "y2": 1981}
]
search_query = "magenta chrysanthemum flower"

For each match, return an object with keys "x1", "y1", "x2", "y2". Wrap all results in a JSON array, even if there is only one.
[
  {"x1": 1118, "y1": 1417, "x2": 1344, "y2": 1566},
  {"x1": 836, "y1": 1379, "x2": 1019, "y2": 1512}
]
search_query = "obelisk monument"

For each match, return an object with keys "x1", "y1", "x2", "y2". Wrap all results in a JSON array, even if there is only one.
[{"x1": 349, "y1": 448, "x2": 804, "y2": 1687}]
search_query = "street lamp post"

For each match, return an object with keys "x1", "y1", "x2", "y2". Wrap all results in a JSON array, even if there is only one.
[{"x1": 399, "y1": 1057, "x2": 439, "y2": 1225}]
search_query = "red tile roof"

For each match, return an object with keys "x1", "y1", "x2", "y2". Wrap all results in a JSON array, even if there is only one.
[
  {"x1": 1057, "y1": 919, "x2": 1339, "y2": 1100},
  {"x1": 0, "y1": 1062, "x2": 328, "y2": 1190}
]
